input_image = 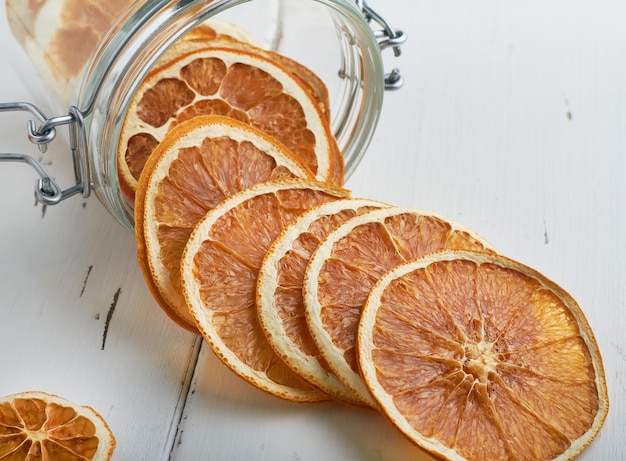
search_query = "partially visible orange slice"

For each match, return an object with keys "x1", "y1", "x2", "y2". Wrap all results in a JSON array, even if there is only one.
[
  {"x1": 0, "y1": 391, "x2": 116, "y2": 461},
  {"x1": 257, "y1": 198, "x2": 388, "y2": 404},
  {"x1": 135, "y1": 115, "x2": 312, "y2": 332},
  {"x1": 165, "y1": 25, "x2": 331, "y2": 123},
  {"x1": 304, "y1": 207, "x2": 497, "y2": 406},
  {"x1": 358, "y1": 251, "x2": 609, "y2": 461},
  {"x1": 119, "y1": 45, "x2": 341, "y2": 200},
  {"x1": 181, "y1": 179, "x2": 350, "y2": 401}
]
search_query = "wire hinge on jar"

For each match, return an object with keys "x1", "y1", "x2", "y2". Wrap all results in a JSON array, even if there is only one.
[
  {"x1": 0, "y1": 102, "x2": 90, "y2": 205},
  {"x1": 357, "y1": 0, "x2": 407, "y2": 90}
]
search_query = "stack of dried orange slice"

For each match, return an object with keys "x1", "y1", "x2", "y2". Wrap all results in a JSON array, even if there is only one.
[{"x1": 128, "y1": 18, "x2": 608, "y2": 461}]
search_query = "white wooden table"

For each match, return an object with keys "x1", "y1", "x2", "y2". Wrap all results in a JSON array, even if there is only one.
[{"x1": 1, "y1": 1, "x2": 624, "y2": 459}]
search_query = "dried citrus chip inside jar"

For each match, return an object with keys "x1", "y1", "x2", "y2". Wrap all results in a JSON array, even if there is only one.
[{"x1": 162, "y1": 21, "x2": 331, "y2": 123}]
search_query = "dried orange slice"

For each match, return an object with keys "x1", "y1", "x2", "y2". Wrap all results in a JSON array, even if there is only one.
[
  {"x1": 257, "y1": 198, "x2": 388, "y2": 404},
  {"x1": 158, "y1": 34, "x2": 338, "y2": 178},
  {"x1": 135, "y1": 115, "x2": 312, "y2": 332},
  {"x1": 0, "y1": 391, "x2": 116, "y2": 460},
  {"x1": 304, "y1": 207, "x2": 497, "y2": 406},
  {"x1": 358, "y1": 250, "x2": 609, "y2": 461},
  {"x1": 181, "y1": 179, "x2": 350, "y2": 401},
  {"x1": 165, "y1": 25, "x2": 331, "y2": 123},
  {"x1": 119, "y1": 45, "x2": 341, "y2": 200}
]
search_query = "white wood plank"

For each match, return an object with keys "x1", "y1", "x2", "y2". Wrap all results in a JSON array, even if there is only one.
[{"x1": 170, "y1": 344, "x2": 436, "y2": 461}]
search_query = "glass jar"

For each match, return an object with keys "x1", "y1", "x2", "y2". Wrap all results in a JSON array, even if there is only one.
[{"x1": 0, "y1": 0, "x2": 405, "y2": 230}]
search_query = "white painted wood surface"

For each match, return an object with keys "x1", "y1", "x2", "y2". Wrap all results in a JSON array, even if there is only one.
[{"x1": 1, "y1": 1, "x2": 624, "y2": 460}]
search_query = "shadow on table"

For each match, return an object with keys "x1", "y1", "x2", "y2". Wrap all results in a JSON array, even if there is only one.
[{"x1": 172, "y1": 342, "x2": 436, "y2": 461}]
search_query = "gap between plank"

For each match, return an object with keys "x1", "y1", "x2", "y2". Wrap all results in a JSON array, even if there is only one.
[{"x1": 163, "y1": 335, "x2": 204, "y2": 460}]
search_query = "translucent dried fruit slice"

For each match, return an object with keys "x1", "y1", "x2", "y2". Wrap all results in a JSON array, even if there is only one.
[
  {"x1": 358, "y1": 251, "x2": 609, "y2": 461},
  {"x1": 5, "y1": 0, "x2": 47, "y2": 47},
  {"x1": 181, "y1": 179, "x2": 350, "y2": 401},
  {"x1": 119, "y1": 45, "x2": 341, "y2": 199},
  {"x1": 257, "y1": 198, "x2": 388, "y2": 404},
  {"x1": 304, "y1": 207, "x2": 497, "y2": 406},
  {"x1": 7, "y1": 0, "x2": 131, "y2": 99},
  {"x1": 0, "y1": 391, "x2": 116, "y2": 461},
  {"x1": 135, "y1": 115, "x2": 312, "y2": 332}
]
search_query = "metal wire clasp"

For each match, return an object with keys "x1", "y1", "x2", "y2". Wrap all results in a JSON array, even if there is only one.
[
  {"x1": 356, "y1": 0, "x2": 407, "y2": 90},
  {"x1": 0, "y1": 103, "x2": 90, "y2": 205}
]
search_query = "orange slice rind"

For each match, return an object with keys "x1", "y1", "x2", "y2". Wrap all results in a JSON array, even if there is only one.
[
  {"x1": 358, "y1": 250, "x2": 609, "y2": 461},
  {"x1": 186, "y1": 17, "x2": 261, "y2": 47}
]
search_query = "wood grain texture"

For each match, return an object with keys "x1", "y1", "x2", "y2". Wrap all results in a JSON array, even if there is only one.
[{"x1": 1, "y1": 1, "x2": 624, "y2": 460}]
